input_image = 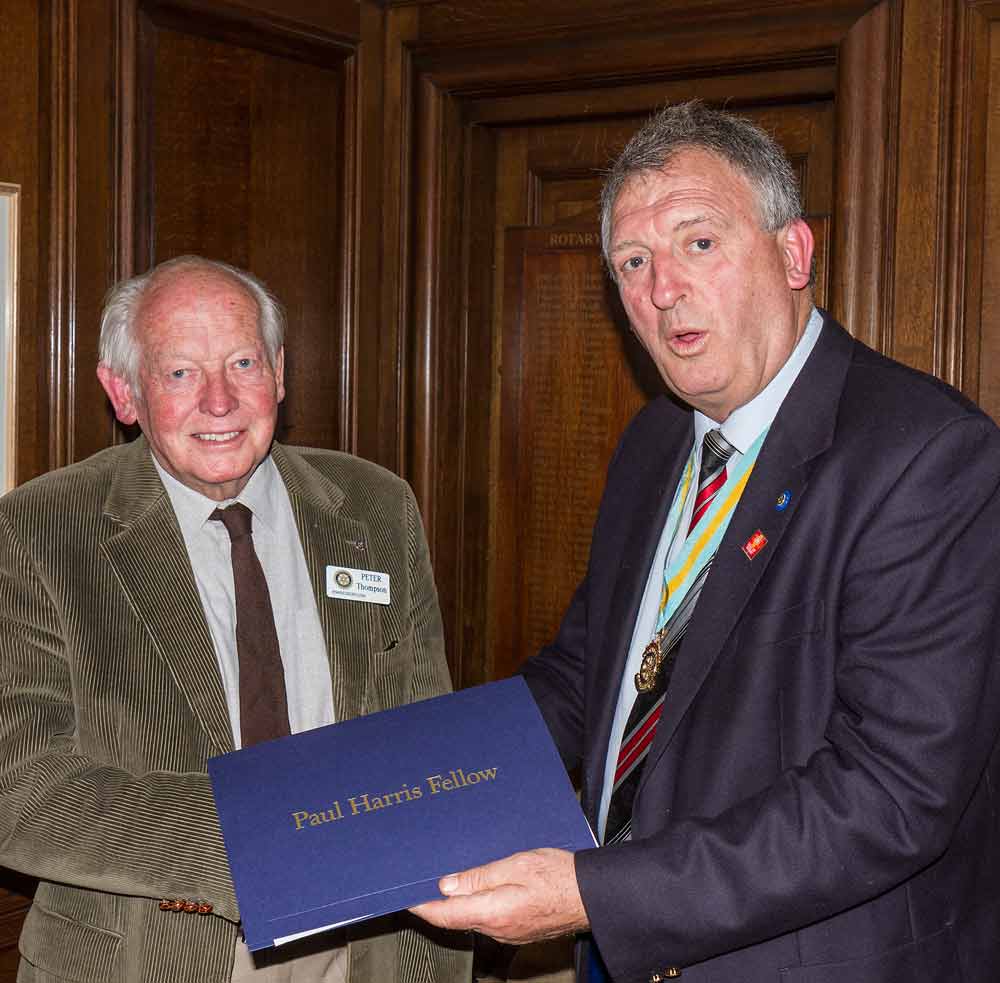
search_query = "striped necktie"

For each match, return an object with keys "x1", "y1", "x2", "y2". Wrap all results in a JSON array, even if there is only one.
[
  {"x1": 603, "y1": 429, "x2": 736, "y2": 845},
  {"x1": 689, "y1": 428, "x2": 737, "y2": 533}
]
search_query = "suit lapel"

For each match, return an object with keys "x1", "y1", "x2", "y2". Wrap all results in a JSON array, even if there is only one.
[
  {"x1": 586, "y1": 404, "x2": 694, "y2": 784},
  {"x1": 100, "y1": 438, "x2": 234, "y2": 755},
  {"x1": 272, "y1": 444, "x2": 385, "y2": 725},
  {"x1": 641, "y1": 316, "x2": 855, "y2": 777}
]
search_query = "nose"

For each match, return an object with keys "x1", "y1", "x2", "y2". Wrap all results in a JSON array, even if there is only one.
[
  {"x1": 199, "y1": 371, "x2": 239, "y2": 417},
  {"x1": 650, "y1": 256, "x2": 687, "y2": 311}
]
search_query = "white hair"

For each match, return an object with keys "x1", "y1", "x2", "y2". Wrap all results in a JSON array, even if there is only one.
[
  {"x1": 98, "y1": 255, "x2": 285, "y2": 393},
  {"x1": 600, "y1": 101, "x2": 803, "y2": 274}
]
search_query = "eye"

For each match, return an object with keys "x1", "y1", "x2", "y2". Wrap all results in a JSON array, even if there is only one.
[
  {"x1": 691, "y1": 237, "x2": 713, "y2": 252},
  {"x1": 235, "y1": 357, "x2": 254, "y2": 369},
  {"x1": 170, "y1": 368, "x2": 188, "y2": 379},
  {"x1": 620, "y1": 254, "x2": 646, "y2": 274}
]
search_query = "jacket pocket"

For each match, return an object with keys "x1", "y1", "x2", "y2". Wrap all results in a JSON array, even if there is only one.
[
  {"x1": 363, "y1": 632, "x2": 416, "y2": 713},
  {"x1": 20, "y1": 900, "x2": 122, "y2": 981},
  {"x1": 741, "y1": 598, "x2": 825, "y2": 648}
]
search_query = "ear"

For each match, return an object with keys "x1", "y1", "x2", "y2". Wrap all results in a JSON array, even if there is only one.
[
  {"x1": 273, "y1": 346, "x2": 286, "y2": 404},
  {"x1": 781, "y1": 218, "x2": 814, "y2": 290},
  {"x1": 97, "y1": 364, "x2": 140, "y2": 426}
]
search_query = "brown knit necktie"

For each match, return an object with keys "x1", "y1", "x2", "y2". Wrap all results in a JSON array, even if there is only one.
[{"x1": 211, "y1": 504, "x2": 290, "y2": 747}]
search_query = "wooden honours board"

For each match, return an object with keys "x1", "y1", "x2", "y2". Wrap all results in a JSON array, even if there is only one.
[{"x1": 494, "y1": 227, "x2": 661, "y2": 677}]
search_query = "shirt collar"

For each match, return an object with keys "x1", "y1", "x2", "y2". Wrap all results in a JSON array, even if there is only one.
[
  {"x1": 152, "y1": 452, "x2": 282, "y2": 539},
  {"x1": 693, "y1": 306, "x2": 824, "y2": 453}
]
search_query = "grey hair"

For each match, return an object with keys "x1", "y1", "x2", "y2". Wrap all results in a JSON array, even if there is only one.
[
  {"x1": 600, "y1": 100, "x2": 803, "y2": 272},
  {"x1": 98, "y1": 255, "x2": 285, "y2": 392}
]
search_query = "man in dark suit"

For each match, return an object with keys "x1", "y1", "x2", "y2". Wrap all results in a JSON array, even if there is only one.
[
  {"x1": 0, "y1": 256, "x2": 470, "y2": 981},
  {"x1": 413, "y1": 102, "x2": 1000, "y2": 982}
]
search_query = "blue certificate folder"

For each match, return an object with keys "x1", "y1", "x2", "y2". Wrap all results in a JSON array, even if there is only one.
[{"x1": 208, "y1": 676, "x2": 595, "y2": 950}]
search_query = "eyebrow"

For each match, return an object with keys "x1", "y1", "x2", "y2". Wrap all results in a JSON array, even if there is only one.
[
  {"x1": 675, "y1": 214, "x2": 712, "y2": 230},
  {"x1": 610, "y1": 212, "x2": 724, "y2": 255},
  {"x1": 609, "y1": 239, "x2": 645, "y2": 257}
]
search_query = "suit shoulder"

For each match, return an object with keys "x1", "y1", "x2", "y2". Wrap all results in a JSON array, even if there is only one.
[
  {"x1": 844, "y1": 340, "x2": 995, "y2": 437},
  {"x1": 618, "y1": 395, "x2": 689, "y2": 446},
  {"x1": 277, "y1": 445, "x2": 413, "y2": 502},
  {"x1": 0, "y1": 444, "x2": 125, "y2": 517},
  {"x1": 608, "y1": 395, "x2": 690, "y2": 471}
]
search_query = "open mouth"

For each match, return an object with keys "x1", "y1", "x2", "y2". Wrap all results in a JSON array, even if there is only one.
[{"x1": 669, "y1": 329, "x2": 706, "y2": 350}]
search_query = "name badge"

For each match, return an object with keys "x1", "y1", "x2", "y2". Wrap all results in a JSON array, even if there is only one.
[{"x1": 326, "y1": 566, "x2": 391, "y2": 605}]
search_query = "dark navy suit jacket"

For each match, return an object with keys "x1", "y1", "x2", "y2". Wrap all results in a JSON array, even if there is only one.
[{"x1": 523, "y1": 313, "x2": 1000, "y2": 983}]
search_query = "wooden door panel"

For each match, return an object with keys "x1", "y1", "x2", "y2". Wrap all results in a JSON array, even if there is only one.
[
  {"x1": 137, "y1": 5, "x2": 354, "y2": 450},
  {"x1": 960, "y1": 2, "x2": 1000, "y2": 422},
  {"x1": 496, "y1": 231, "x2": 651, "y2": 677}
]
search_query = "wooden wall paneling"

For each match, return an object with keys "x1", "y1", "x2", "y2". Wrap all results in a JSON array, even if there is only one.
[
  {"x1": 409, "y1": 73, "x2": 498, "y2": 688},
  {"x1": 74, "y1": 0, "x2": 126, "y2": 464},
  {"x1": 1, "y1": 0, "x2": 47, "y2": 964},
  {"x1": 363, "y1": 4, "x2": 419, "y2": 475},
  {"x1": 47, "y1": 0, "x2": 120, "y2": 471},
  {"x1": 393, "y1": 5, "x2": 488, "y2": 689},
  {"x1": 889, "y1": 0, "x2": 956, "y2": 378},
  {"x1": 455, "y1": 125, "x2": 500, "y2": 689},
  {"x1": 414, "y1": 0, "x2": 876, "y2": 47},
  {"x1": 339, "y1": 46, "x2": 361, "y2": 454},
  {"x1": 45, "y1": 0, "x2": 75, "y2": 472},
  {"x1": 411, "y1": 1, "x2": 877, "y2": 89},
  {"x1": 115, "y1": 0, "x2": 139, "y2": 293},
  {"x1": 197, "y1": 0, "x2": 361, "y2": 38},
  {"x1": 0, "y1": 0, "x2": 44, "y2": 485},
  {"x1": 957, "y1": 0, "x2": 1000, "y2": 419},
  {"x1": 352, "y1": 0, "x2": 389, "y2": 465},
  {"x1": 410, "y1": 73, "x2": 444, "y2": 552},
  {"x1": 40, "y1": 0, "x2": 138, "y2": 473},
  {"x1": 134, "y1": 0, "x2": 362, "y2": 452},
  {"x1": 830, "y1": 0, "x2": 897, "y2": 354}
]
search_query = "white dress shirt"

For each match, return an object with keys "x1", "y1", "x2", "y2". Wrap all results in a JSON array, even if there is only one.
[
  {"x1": 155, "y1": 454, "x2": 335, "y2": 748},
  {"x1": 597, "y1": 307, "x2": 825, "y2": 838}
]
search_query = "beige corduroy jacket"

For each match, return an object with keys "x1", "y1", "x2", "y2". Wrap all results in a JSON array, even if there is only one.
[{"x1": 0, "y1": 437, "x2": 471, "y2": 983}]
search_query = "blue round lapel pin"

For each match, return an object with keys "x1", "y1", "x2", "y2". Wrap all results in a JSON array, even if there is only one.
[{"x1": 775, "y1": 490, "x2": 792, "y2": 512}]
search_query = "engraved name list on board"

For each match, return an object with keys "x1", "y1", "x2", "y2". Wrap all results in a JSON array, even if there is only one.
[{"x1": 497, "y1": 227, "x2": 657, "y2": 674}]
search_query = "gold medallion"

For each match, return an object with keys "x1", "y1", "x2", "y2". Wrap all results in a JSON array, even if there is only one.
[{"x1": 635, "y1": 633, "x2": 664, "y2": 693}]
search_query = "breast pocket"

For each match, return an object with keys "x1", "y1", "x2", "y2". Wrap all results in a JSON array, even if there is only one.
[{"x1": 740, "y1": 598, "x2": 825, "y2": 649}]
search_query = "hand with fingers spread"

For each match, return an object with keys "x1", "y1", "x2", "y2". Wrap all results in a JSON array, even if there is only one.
[{"x1": 410, "y1": 848, "x2": 589, "y2": 945}]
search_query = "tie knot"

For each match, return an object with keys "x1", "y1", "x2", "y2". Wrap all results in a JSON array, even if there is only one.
[
  {"x1": 211, "y1": 503, "x2": 253, "y2": 541},
  {"x1": 701, "y1": 428, "x2": 736, "y2": 477}
]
